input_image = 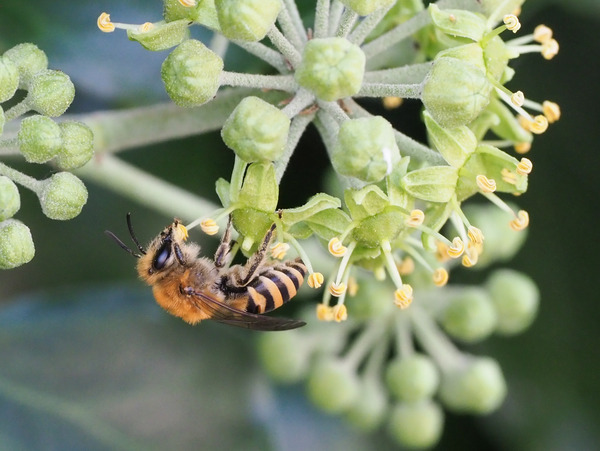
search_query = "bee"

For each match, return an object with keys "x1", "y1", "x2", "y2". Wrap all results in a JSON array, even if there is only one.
[{"x1": 105, "y1": 214, "x2": 307, "y2": 331}]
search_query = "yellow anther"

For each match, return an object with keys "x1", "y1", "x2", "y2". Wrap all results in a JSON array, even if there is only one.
[
  {"x1": 509, "y1": 210, "x2": 529, "y2": 231},
  {"x1": 200, "y1": 218, "x2": 219, "y2": 236},
  {"x1": 529, "y1": 115, "x2": 549, "y2": 134},
  {"x1": 332, "y1": 304, "x2": 348, "y2": 322},
  {"x1": 397, "y1": 257, "x2": 415, "y2": 275},
  {"x1": 503, "y1": 14, "x2": 521, "y2": 32},
  {"x1": 467, "y1": 226, "x2": 484, "y2": 245},
  {"x1": 534, "y1": 24, "x2": 553, "y2": 43},
  {"x1": 394, "y1": 284, "x2": 413, "y2": 309},
  {"x1": 542, "y1": 101, "x2": 561, "y2": 123},
  {"x1": 307, "y1": 272, "x2": 324, "y2": 289},
  {"x1": 316, "y1": 304, "x2": 334, "y2": 321},
  {"x1": 328, "y1": 237, "x2": 347, "y2": 257},
  {"x1": 516, "y1": 157, "x2": 533, "y2": 176},
  {"x1": 446, "y1": 237, "x2": 465, "y2": 259},
  {"x1": 347, "y1": 277, "x2": 359, "y2": 296},
  {"x1": 433, "y1": 268, "x2": 449, "y2": 287},
  {"x1": 511, "y1": 91, "x2": 525, "y2": 107},
  {"x1": 542, "y1": 39, "x2": 559, "y2": 60},
  {"x1": 514, "y1": 142, "x2": 531, "y2": 154},
  {"x1": 476, "y1": 174, "x2": 497, "y2": 193},
  {"x1": 329, "y1": 282, "x2": 347, "y2": 297},
  {"x1": 139, "y1": 22, "x2": 154, "y2": 33},
  {"x1": 462, "y1": 252, "x2": 478, "y2": 267},
  {"x1": 406, "y1": 209, "x2": 425, "y2": 227},
  {"x1": 97, "y1": 12, "x2": 115, "y2": 32},
  {"x1": 435, "y1": 242, "x2": 451, "y2": 262},
  {"x1": 270, "y1": 242, "x2": 290, "y2": 260},
  {"x1": 175, "y1": 222, "x2": 189, "y2": 241},
  {"x1": 178, "y1": 0, "x2": 197, "y2": 6},
  {"x1": 382, "y1": 96, "x2": 403, "y2": 109},
  {"x1": 501, "y1": 168, "x2": 518, "y2": 185}
]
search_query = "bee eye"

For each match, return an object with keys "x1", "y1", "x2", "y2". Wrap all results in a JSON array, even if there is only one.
[{"x1": 153, "y1": 241, "x2": 171, "y2": 270}]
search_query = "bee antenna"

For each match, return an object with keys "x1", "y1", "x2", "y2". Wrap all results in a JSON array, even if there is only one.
[
  {"x1": 104, "y1": 230, "x2": 142, "y2": 258},
  {"x1": 126, "y1": 212, "x2": 146, "y2": 255}
]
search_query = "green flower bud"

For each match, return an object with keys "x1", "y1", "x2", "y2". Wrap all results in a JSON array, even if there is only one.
[
  {"x1": 54, "y1": 121, "x2": 94, "y2": 170},
  {"x1": 386, "y1": 354, "x2": 439, "y2": 402},
  {"x1": 0, "y1": 219, "x2": 35, "y2": 269},
  {"x1": 428, "y1": 4, "x2": 487, "y2": 42},
  {"x1": 38, "y1": 172, "x2": 88, "y2": 220},
  {"x1": 441, "y1": 289, "x2": 497, "y2": 343},
  {"x1": 257, "y1": 330, "x2": 312, "y2": 383},
  {"x1": 28, "y1": 69, "x2": 75, "y2": 117},
  {"x1": 216, "y1": 0, "x2": 281, "y2": 41},
  {"x1": 462, "y1": 203, "x2": 527, "y2": 266},
  {"x1": 400, "y1": 165, "x2": 458, "y2": 203},
  {"x1": 345, "y1": 378, "x2": 388, "y2": 432},
  {"x1": 307, "y1": 359, "x2": 361, "y2": 414},
  {"x1": 164, "y1": 0, "x2": 221, "y2": 30},
  {"x1": 0, "y1": 176, "x2": 20, "y2": 221},
  {"x1": 128, "y1": 19, "x2": 190, "y2": 51},
  {"x1": 483, "y1": 35, "x2": 512, "y2": 81},
  {"x1": 387, "y1": 400, "x2": 444, "y2": 449},
  {"x1": 486, "y1": 269, "x2": 539, "y2": 335},
  {"x1": 424, "y1": 110, "x2": 477, "y2": 168},
  {"x1": 439, "y1": 357, "x2": 507, "y2": 414},
  {"x1": 296, "y1": 38, "x2": 366, "y2": 101},
  {"x1": 161, "y1": 39, "x2": 223, "y2": 107},
  {"x1": 3, "y1": 43, "x2": 48, "y2": 89},
  {"x1": 339, "y1": 0, "x2": 395, "y2": 16},
  {"x1": 0, "y1": 56, "x2": 19, "y2": 102},
  {"x1": 332, "y1": 116, "x2": 399, "y2": 183},
  {"x1": 221, "y1": 96, "x2": 290, "y2": 163},
  {"x1": 438, "y1": 43, "x2": 486, "y2": 72},
  {"x1": 17, "y1": 115, "x2": 62, "y2": 163},
  {"x1": 422, "y1": 57, "x2": 493, "y2": 129}
]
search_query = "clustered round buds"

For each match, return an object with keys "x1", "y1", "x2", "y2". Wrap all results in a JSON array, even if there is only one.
[
  {"x1": 3, "y1": 43, "x2": 48, "y2": 88},
  {"x1": 215, "y1": 0, "x2": 282, "y2": 42},
  {"x1": 17, "y1": 115, "x2": 62, "y2": 163},
  {"x1": 27, "y1": 69, "x2": 75, "y2": 117},
  {"x1": 38, "y1": 172, "x2": 88, "y2": 221},
  {"x1": 0, "y1": 176, "x2": 20, "y2": 221},
  {"x1": 0, "y1": 219, "x2": 35, "y2": 269}
]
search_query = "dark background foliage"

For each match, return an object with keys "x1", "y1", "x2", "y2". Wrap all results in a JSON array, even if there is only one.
[{"x1": 0, "y1": 1, "x2": 598, "y2": 449}]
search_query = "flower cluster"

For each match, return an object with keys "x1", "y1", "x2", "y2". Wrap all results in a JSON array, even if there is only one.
[
  {"x1": 0, "y1": 43, "x2": 93, "y2": 269},
  {"x1": 99, "y1": 0, "x2": 556, "y2": 447}
]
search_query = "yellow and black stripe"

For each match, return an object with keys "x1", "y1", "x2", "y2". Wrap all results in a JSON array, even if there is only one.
[{"x1": 246, "y1": 260, "x2": 306, "y2": 314}]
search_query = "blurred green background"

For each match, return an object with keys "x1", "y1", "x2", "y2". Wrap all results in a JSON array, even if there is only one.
[{"x1": 1, "y1": 1, "x2": 599, "y2": 449}]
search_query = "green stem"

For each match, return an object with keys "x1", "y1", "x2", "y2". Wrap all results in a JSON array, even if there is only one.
[
  {"x1": 0, "y1": 137, "x2": 19, "y2": 149},
  {"x1": 277, "y1": 5, "x2": 305, "y2": 49},
  {"x1": 336, "y1": 8, "x2": 358, "y2": 38},
  {"x1": 232, "y1": 40, "x2": 289, "y2": 74},
  {"x1": 348, "y1": 3, "x2": 395, "y2": 45},
  {"x1": 357, "y1": 83, "x2": 422, "y2": 99},
  {"x1": 343, "y1": 319, "x2": 384, "y2": 371},
  {"x1": 209, "y1": 32, "x2": 229, "y2": 58},
  {"x1": 328, "y1": 0, "x2": 345, "y2": 36},
  {"x1": 282, "y1": 0, "x2": 307, "y2": 43},
  {"x1": 267, "y1": 26, "x2": 302, "y2": 68},
  {"x1": 317, "y1": 100, "x2": 349, "y2": 124},
  {"x1": 3, "y1": 97, "x2": 31, "y2": 122},
  {"x1": 314, "y1": 0, "x2": 331, "y2": 39},
  {"x1": 219, "y1": 72, "x2": 297, "y2": 92},
  {"x1": 363, "y1": 62, "x2": 433, "y2": 84},
  {"x1": 228, "y1": 155, "x2": 247, "y2": 204},
  {"x1": 74, "y1": 154, "x2": 219, "y2": 223},
  {"x1": 274, "y1": 111, "x2": 315, "y2": 183},
  {"x1": 0, "y1": 161, "x2": 43, "y2": 193},
  {"x1": 395, "y1": 312, "x2": 414, "y2": 359},
  {"x1": 280, "y1": 88, "x2": 315, "y2": 118}
]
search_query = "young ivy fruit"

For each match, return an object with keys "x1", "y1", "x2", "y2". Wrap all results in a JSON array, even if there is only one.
[
  {"x1": 3, "y1": 43, "x2": 48, "y2": 89},
  {"x1": 215, "y1": 0, "x2": 281, "y2": 42},
  {"x1": 0, "y1": 56, "x2": 19, "y2": 102},
  {"x1": 28, "y1": 69, "x2": 75, "y2": 117},
  {"x1": 0, "y1": 219, "x2": 35, "y2": 269},
  {"x1": 38, "y1": 172, "x2": 88, "y2": 220},
  {"x1": 54, "y1": 121, "x2": 95, "y2": 170},
  {"x1": 0, "y1": 176, "x2": 20, "y2": 221},
  {"x1": 17, "y1": 115, "x2": 62, "y2": 164}
]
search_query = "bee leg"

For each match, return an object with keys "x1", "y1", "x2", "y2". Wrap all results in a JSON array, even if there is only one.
[
  {"x1": 236, "y1": 222, "x2": 277, "y2": 286},
  {"x1": 214, "y1": 216, "x2": 234, "y2": 268}
]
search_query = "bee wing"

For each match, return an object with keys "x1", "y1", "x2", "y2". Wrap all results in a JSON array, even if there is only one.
[{"x1": 187, "y1": 289, "x2": 306, "y2": 331}]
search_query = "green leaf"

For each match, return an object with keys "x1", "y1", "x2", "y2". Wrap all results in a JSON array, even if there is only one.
[
  {"x1": 281, "y1": 193, "x2": 341, "y2": 227},
  {"x1": 344, "y1": 185, "x2": 390, "y2": 221},
  {"x1": 401, "y1": 166, "x2": 458, "y2": 202}
]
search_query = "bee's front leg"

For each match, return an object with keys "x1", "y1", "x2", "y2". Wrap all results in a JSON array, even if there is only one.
[
  {"x1": 214, "y1": 216, "x2": 234, "y2": 268},
  {"x1": 236, "y1": 222, "x2": 277, "y2": 286}
]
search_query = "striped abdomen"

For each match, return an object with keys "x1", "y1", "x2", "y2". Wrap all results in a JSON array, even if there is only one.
[{"x1": 245, "y1": 260, "x2": 306, "y2": 314}]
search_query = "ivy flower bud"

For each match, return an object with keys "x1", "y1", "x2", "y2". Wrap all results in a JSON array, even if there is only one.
[
  {"x1": 17, "y1": 115, "x2": 62, "y2": 164},
  {"x1": 307, "y1": 359, "x2": 361, "y2": 414},
  {"x1": 339, "y1": 0, "x2": 395, "y2": 16},
  {"x1": 422, "y1": 57, "x2": 492, "y2": 129},
  {"x1": 439, "y1": 357, "x2": 507, "y2": 414},
  {"x1": 0, "y1": 56, "x2": 19, "y2": 102},
  {"x1": 486, "y1": 269, "x2": 539, "y2": 335},
  {"x1": 257, "y1": 330, "x2": 311, "y2": 383},
  {"x1": 387, "y1": 400, "x2": 444, "y2": 449},
  {"x1": 3, "y1": 43, "x2": 48, "y2": 89},
  {"x1": 38, "y1": 172, "x2": 88, "y2": 220},
  {"x1": 0, "y1": 219, "x2": 35, "y2": 269},
  {"x1": 441, "y1": 289, "x2": 497, "y2": 343},
  {"x1": 54, "y1": 121, "x2": 94, "y2": 170},
  {"x1": 295, "y1": 38, "x2": 365, "y2": 102},
  {"x1": 386, "y1": 354, "x2": 439, "y2": 403},
  {"x1": 161, "y1": 39, "x2": 223, "y2": 107},
  {"x1": 345, "y1": 378, "x2": 388, "y2": 432},
  {"x1": 221, "y1": 96, "x2": 290, "y2": 162},
  {"x1": 28, "y1": 69, "x2": 75, "y2": 117},
  {"x1": 0, "y1": 176, "x2": 20, "y2": 221},
  {"x1": 215, "y1": 0, "x2": 281, "y2": 42},
  {"x1": 127, "y1": 19, "x2": 190, "y2": 51},
  {"x1": 332, "y1": 116, "x2": 400, "y2": 183}
]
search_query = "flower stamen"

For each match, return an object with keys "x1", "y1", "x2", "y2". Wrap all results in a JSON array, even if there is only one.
[
  {"x1": 200, "y1": 218, "x2": 219, "y2": 235},
  {"x1": 516, "y1": 158, "x2": 533, "y2": 176},
  {"x1": 476, "y1": 174, "x2": 497, "y2": 193},
  {"x1": 394, "y1": 284, "x2": 413, "y2": 309},
  {"x1": 328, "y1": 237, "x2": 347, "y2": 257},
  {"x1": 308, "y1": 272, "x2": 325, "y2": 289}
]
